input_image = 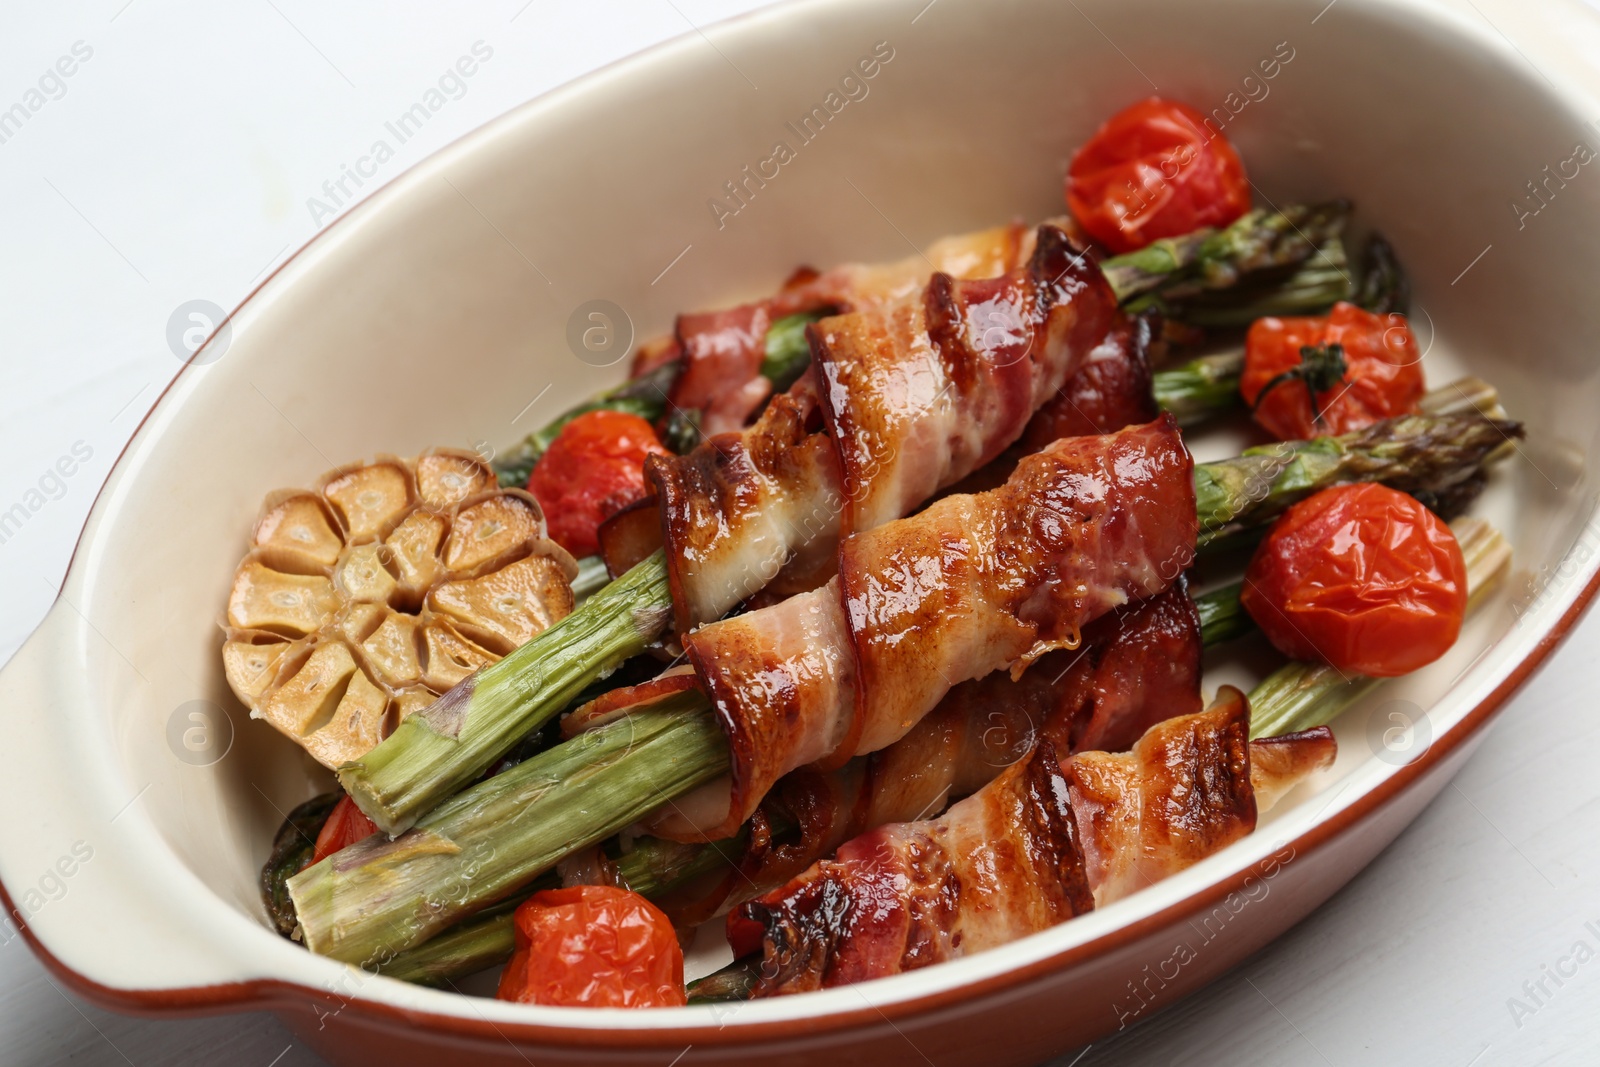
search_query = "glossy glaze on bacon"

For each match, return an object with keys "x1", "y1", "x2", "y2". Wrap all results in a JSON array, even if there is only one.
[
  {"x1": 725, "y1": 583, "x2": 1202, "y2": 897},
  {"x1": 811, "y1": 225, "x2": 1116, "y2": 534},
  {"x1": 1021, "y1": 311, "x2": 1159, "y2": 447},
  {"x1": 725, "y1": 740, "x2": 1092, "y2": 993},
  {"x1": 731, "y1": 692, "x2": 1336, "y2": 995},
  {"x1": 666, "y1": 224, "x2": 1034, "y2": 437},
  {"x1": 641, "y1": 223, "x2": 1117, "y2": 633},
  {"x1": 648, "y1": 416, "x2": 1195, "y2": 842},
  {"x1": 862, "y1": 582, "x2": 1203, "y2": 828},
  {"x1": 1064, "y1": 688, "x2": 1335, "y2": 907}
]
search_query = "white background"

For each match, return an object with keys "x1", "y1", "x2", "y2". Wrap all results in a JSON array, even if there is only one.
[{"x1": 2, "y1": 1, "x2": 1598, "y2": 1063}]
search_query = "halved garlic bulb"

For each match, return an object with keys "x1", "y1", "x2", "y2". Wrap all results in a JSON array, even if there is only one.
[{"x1": 221, "y1": 449, "x2": 576, "y2": 769}]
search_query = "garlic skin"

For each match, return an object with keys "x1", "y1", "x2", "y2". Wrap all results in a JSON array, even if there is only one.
[{"x1": 222, "y1": 448, "x2": 577, "y2": 769}]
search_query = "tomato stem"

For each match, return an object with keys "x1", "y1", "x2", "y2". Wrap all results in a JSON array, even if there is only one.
[{"x1": 1250, "y1": 342, "x2": 1349, "y2": 429}]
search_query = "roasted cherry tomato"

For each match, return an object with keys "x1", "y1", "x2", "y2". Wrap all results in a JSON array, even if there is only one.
[
  {"x1": 308, "y1": 795, "x2": 379, "y2": 867},
  {"x1": 495, "y1": 885, "x2": 685, "y2": 1008},
  {"x1": 527, "y1": 410, "x2": 669, "y2": 558},
  {"x1": 1241, "y1": 302, "x2": 1425, "y2": 441},
  {"x1": 1240, "y1": 483, "x2": 1467, "y2": 677},
  {"x1": 1066, "y1": 97, "x2": 1252, "y2": 254}
]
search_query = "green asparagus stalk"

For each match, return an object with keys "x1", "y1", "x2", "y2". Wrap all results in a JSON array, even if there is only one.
[
  {"x1": 339, "y1": 551, "x2": 674, "y2": 835},
  {"x1": 1104, "y1": 200, "x2": 1350, "y2": 308},
  {"x1": 761, "y1": 310, "x2": 829, "y2": 392},
  {"x1": 1154, "y1": 349, "x2": 1247, "y2": 425},
  {"x1": 1195, "y1": 582, "x2": 1251, "y2": 647},
  {"x1": 1353, "y1": 232, "x2": 1410, "y2": 315},
  {"x1": 294, "y1": 690, "x2": 727, "y2": 966},
  {"x1": 1155, "y1": 237, "x2": 1353, "y2": 328},
  {"x1": 1248, "y1": 516, "x2": 1510, "y2": 739},
  {"x1": 376, "y1": 829, "x2": 744, "y2": 986},
  {"x1": 1194, "y1": 411, "x2": 1520, "y2": 549}
]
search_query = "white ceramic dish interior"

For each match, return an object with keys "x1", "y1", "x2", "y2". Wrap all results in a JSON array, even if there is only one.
[{"x1": 2, "y1": 0, "x2": 1599, "y2": 1038}]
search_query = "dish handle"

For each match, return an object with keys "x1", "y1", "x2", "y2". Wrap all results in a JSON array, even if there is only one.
[{"x1": 0, "y1": 602, "x2": 272, "y2": 1008}]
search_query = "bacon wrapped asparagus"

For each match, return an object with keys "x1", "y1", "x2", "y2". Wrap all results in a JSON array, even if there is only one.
[
  {"x1": 290, "y1": 417, "x2": 1196, "y2": 962},
  {"x1": 728, "y1": 688, "x2": 1335, "y2": 995},
  {"x1": 649, "y1": 415, "x2": 1195, "y2": 843}
]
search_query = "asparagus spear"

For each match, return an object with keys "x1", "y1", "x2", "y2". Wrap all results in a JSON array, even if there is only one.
[
  {"x1": 339, "y1": 551, "x2": 672, "y2": 834},
  {"x1": 1194, "y1": 411, "x2": 1520, "y2": 548},
  {"x1": 1154, "y1": 349, "x2": 1248, "y2": 426},
  {"x1": 1353, "y1": 232, "x2": 1410, "y2": 316},
  {"x1": 1153, "y1": 237, "x2": 1353, "y2": 328},
  {"x1": 1105, "y1": 200, "x2": 1350, "y2": 308},
  {"x1": 296, "y1": 689, "x2": 728, "y2": 966},
  {"x1": 376, "y1": 828, "x2": 744, "y2": 986}
]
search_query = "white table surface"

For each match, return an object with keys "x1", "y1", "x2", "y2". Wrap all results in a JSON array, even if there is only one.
[{"x1": 3, "y1": 1, "x2": 1598, "y2": 1063}]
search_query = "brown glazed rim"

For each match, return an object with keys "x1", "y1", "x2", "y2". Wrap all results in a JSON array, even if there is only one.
[{"x1": 7, "y1": 13, "x2": 1600, "y2": 1051}]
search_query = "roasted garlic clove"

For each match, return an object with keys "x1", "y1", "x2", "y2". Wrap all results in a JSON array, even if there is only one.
[{"x1": 222, "y1": 448, "x2": 576, "y2": 769}]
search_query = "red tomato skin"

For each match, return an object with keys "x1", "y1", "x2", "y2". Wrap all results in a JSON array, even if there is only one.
[
  {"x1": 527, "y1": 410, "x2": 669, "y2": 558},
  {"x1": 1241, "y1": 302, "x2": 1426, "y2": 441},
  {"x1": 1241, "y1": 483, "x2": 1467, "y2": 677},
  {"x1": 308, "y1": 796, "x2": 379, "y2": 867},
  {"x1": 496, "y1": 885, "x2": 685, "y2": 1009},
  {"x1": 1066, "y1": 97, "x2": 1252, "y2": 254}
]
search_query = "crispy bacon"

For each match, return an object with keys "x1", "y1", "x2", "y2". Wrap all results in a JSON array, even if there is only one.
[
  {"x1": 862, "y1": 582, "x2": 1203, "y2": 830},
  {"x1": 728, "y1": 583, "x2": 1200, "y2": 896},
  {"x1": 1021, "y1": 311, "x2": 1159, "y2": 447},
  {"x1": 650, "y1": 416, "x2": 1195, "y2": 842},
  {"x1": 725, "y1": 740, "x2": 1092, "y2": 993},
  {"x1": 665, "y1": 224, "x2": 1033, "y2": 439},
  {"x1": 812, "y1": 226, "x2": 1117, "y2": 534},
  {"x1": 643, "y1": 223, "x2": 1117, "y2": 633},
  {"x1": 1063, "y1": 688, "x2": 1336, "y2": 907},
  {"x1": 578, "y1": 583, "x2": 1198, "y2": 899},
  {"x1": 732, "y1": 691, "x2": 1337, "y2": 995},
  {"x1": 643, "y1": 387, "x2": 845, "y2": 629}
]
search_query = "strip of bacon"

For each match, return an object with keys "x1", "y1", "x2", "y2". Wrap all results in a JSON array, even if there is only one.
[
  {"x1": 729, "y1": 583, "x2": 1202, "y2": 897},
  {"x1": 650, "y1": 416, "x2": 1195, "y2": 843},
  {"x1": 861, "y1": 581, "x2": 1203, "y2": 830},
  {"x1": 1064, "y1": 688, "x2": 1335, "y2": 907},
  {"x1": 731, "y1": 690, "x2": 1336, "y2": 995},
  {"x1": 642, "y1": 223, "x2": 1118, "y2": 633},
  {"x1": 726, "y1": 740, "x2": 1092, "y2": 992},
  {"x1": 812, "y1": 226, "x2": 1115, "y2": 534},
  {"x1": 1021, "y1": 310, "x2": 1159, "y2": 448},
  {"x1": 665, "y1": 225, "x2": 1034, "y2": 438}
]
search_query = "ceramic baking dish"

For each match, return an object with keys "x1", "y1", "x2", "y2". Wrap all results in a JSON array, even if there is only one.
[{"x1": 3, "y1": 0, "x2": 1598, "y2": 1063}]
